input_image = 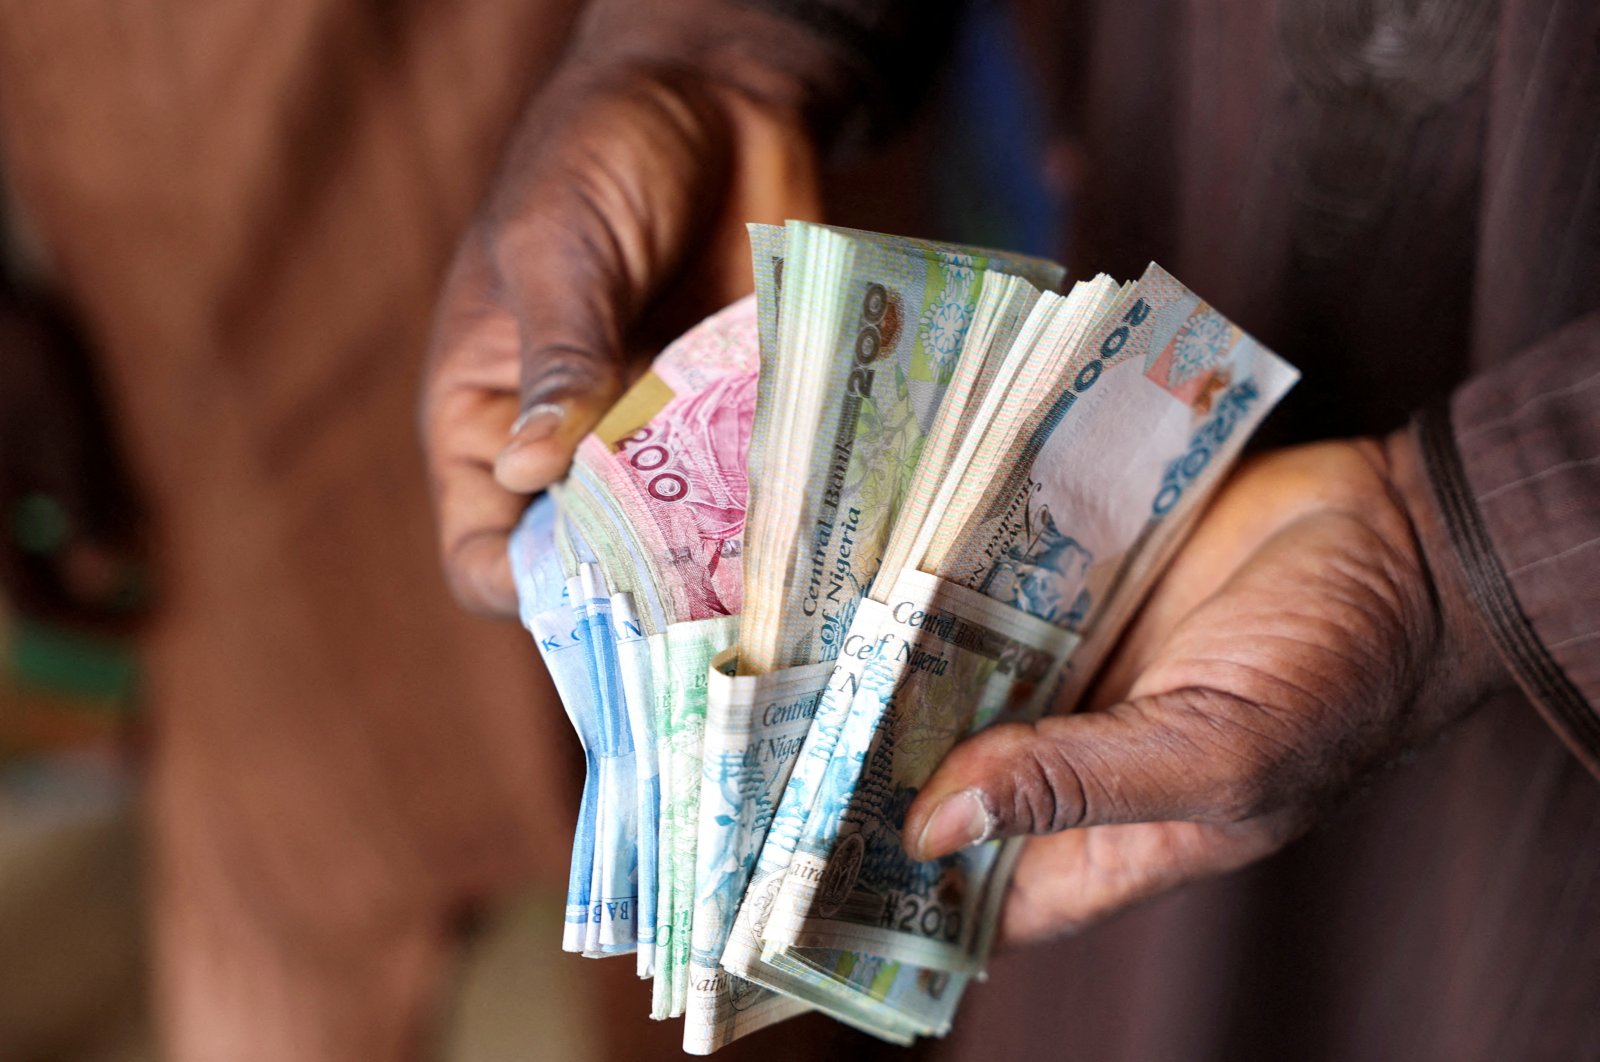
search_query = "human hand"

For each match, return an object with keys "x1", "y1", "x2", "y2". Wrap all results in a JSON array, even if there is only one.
[
  {"x1": 421, "y1": 2, "x2": 830, "y2": 615},
  {"x1": 903, "y1": 434, "x2": 1509, "y2": 946}
]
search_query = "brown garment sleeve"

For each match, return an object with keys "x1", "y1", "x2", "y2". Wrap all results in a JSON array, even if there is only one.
[{"x1": 1419, "y1": 312, "x2": 1600, "y2": 777}]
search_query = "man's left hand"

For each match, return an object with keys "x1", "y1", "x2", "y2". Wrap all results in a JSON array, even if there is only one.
[{"x1": 903, "y1": 435, "x2": 1508, "y2": 946}]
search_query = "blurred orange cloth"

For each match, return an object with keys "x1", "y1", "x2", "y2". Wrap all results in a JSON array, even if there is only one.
[
  {"x1": 0, "y1": 3, "x2": 915, "y2": 1057},
  {"x1": 0, "y1": 3, "x2": 675, "y2": 1059}
]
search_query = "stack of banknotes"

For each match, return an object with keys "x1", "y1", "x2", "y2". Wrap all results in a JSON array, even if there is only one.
[{"x1": 509, "y1": 222, "x2": 1299, "y2": 1052}]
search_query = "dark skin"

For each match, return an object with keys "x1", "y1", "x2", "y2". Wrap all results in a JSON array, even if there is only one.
[
  {"x1": 421, "y1": 3, "x2": 827, "y2": 616},
  {"x1": 904, "y1": 436, "x2": 1507, "y2": 945},
  {"x1": 421, "y1": 0, "x2": 1510, "y2": 946}
]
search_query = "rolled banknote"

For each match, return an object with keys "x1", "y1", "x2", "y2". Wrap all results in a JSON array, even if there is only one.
[
  {"x1": 717, "y1": 643, "x2": 964, "y2": 1042},
  {"x1": 738, "y1": 223, "x2": 1064, "y2": 674},
  {"x1": 763, "y1": 277, "x2": 1300, "y2": 984},
  {"x1": 574, "y1": 295, "x2": 759, "y2": 626},
  {"x1": 612, "y1": 591, "x2": 661, "y2": 977},
  {"x1": 509, "y1": 498, "x2": 600, "y2": 954},
  {"x1": 760, "y1": 574, "x2": 1077, "y2": 969},
  {"x1": 684, "y1": 650, "x2": 831, "y2": 1054},
  {"x1": 653, "y1": 615, "x2": 738, "y2": 1017},
  {"x1": 569, "y1": 564, "x2": 640, "y2": 954},
  {"x1": 509, "y1": 222, "x2": 1303, "y2": 1053},
  {"x1": 721, "y1": 262, "x2": 1083, "y2": 1029}
]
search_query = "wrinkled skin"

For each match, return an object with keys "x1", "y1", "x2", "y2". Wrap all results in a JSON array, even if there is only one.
[
  {"x1": 421, "y1": 6, "x2": 1508, "y2": 950},
  {"x1": 904, "y1": 436, "x2": 1507, "y2": 945},
  {"x1": 422, "y1": 38, "x2": 820, "y2": 616}
]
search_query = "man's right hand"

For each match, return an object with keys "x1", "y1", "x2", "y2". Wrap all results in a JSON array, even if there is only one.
[{"x1": 422, "y1": 3, "x2": 830, "y2": 616}]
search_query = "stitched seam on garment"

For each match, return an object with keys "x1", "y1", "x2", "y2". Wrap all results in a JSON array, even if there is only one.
[
  {"x1": 1505, "y1": 533, "x2": 1600, "y2": 576},
  {"x1": 1454, "y1": 369, "x2": 1600, "y2": 443},
  {"x1": 1547, "y1": 629, "x2": 1600, "y2": 653},
  {"x1": 1418, "y1": 400, "x2": 1600, "y2": 776},
  {"x1": 1476, "y1": 451, "x2": 1600, "y2": 503}
]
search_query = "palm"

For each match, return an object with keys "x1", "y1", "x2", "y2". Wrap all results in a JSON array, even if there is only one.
[{"x1": 997, "y1": 441, "x2": 1441, "y2": 946}]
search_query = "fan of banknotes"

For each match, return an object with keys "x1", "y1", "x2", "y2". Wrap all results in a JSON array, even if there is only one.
[{"x1": 509, "y1": 222, "x2": 1299, "y2": 1052}]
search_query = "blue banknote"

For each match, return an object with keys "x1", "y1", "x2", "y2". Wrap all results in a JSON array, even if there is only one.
[
  {"x1": 612, "y1": 592, "x2": 660, "y2": 976},
  {"x1": 510, "y1": 497, "x2": 602, "y2": 954},
  {"x1": 570, "y1": 563, "x2": 640, "y2": 954}
]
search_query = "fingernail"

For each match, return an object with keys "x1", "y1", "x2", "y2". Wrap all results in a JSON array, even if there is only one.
[
  {"x1": 509, "y1": 403, "x2": 564, "y2": 443},
  {"x1": 916, "y1": 790, "x2": 991, "y2": 859}
]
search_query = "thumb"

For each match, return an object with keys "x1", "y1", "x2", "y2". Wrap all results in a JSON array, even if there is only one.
[
  {"x1": 493, "y1": 338, "x2": 625, "y2": 498},
  {"x1": 489, "y1": 72, "x2": 736, "y2": 495},
  {"x1": 903, "y1": 691, "x2": 1289, "y2": 861},
  {"x1": 491, "y1": 227, "x2": 630, "y2": 495}
]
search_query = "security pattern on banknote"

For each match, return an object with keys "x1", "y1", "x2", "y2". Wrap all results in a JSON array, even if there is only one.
[{"x1": 508, "y1": 222, "x2": 1298, "y2": 1052}]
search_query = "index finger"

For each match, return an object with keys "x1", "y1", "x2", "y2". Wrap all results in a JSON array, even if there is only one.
[{"x1": 422, "y1": 236, "x2": 527, "y2": 616}]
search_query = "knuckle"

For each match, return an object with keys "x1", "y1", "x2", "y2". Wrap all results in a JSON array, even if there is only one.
[
  {"x1": 444, "y1": 572, "x2": 485, "y2": 616},
  {"x1": 441, "y1": 560, "x2": 484, "y2": 616},
  {"x1": 520, "y1": 342, "x2": 622, "y2": 406},
  {"x1": 440, "y1": 545, "x2": 480, "y2": 609},
  {"x1": 1212, "y1": 770, "x2": 1275, "y2": 823},
  {"x1": 1015, "y1": 735, "x2": 1092, "y2": 835},
  {"x1": 1161, "y1": 687, "x2": 1286, "y2": 822},
  {"x1": 523, "y1": 338, "x2": 615, "y2": 379},
  {"x1": 494, "y1": 191, "x2": 614, "y2": 279},
  {"x1": 441, "y1": 530, "x2": 510, "y2": 618}
]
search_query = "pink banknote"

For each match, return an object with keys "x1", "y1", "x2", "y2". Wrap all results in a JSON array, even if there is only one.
[{"x1": 578, "y1": 296, "x2": 758, "y2": 622}]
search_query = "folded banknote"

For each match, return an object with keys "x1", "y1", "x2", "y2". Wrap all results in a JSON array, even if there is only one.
[{"x1": 509, "y1": 221, "x2": 1297, "y2": 1051}]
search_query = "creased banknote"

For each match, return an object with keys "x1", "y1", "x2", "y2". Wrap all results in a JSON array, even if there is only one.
[
  {"x1": 683, "y1": 650, "x2": 831, "y2": 1054},
  {"x1": 763, "y1": 276, "x2": 1299, "y2": 985},
  {"x1": 510, "y1": 224, "x2": 1302, "y2": 1052}
]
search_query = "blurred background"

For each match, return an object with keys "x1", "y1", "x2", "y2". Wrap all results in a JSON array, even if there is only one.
[{"x1": 0, "y1": 3, "x2": 1064, "y2": 1058}]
